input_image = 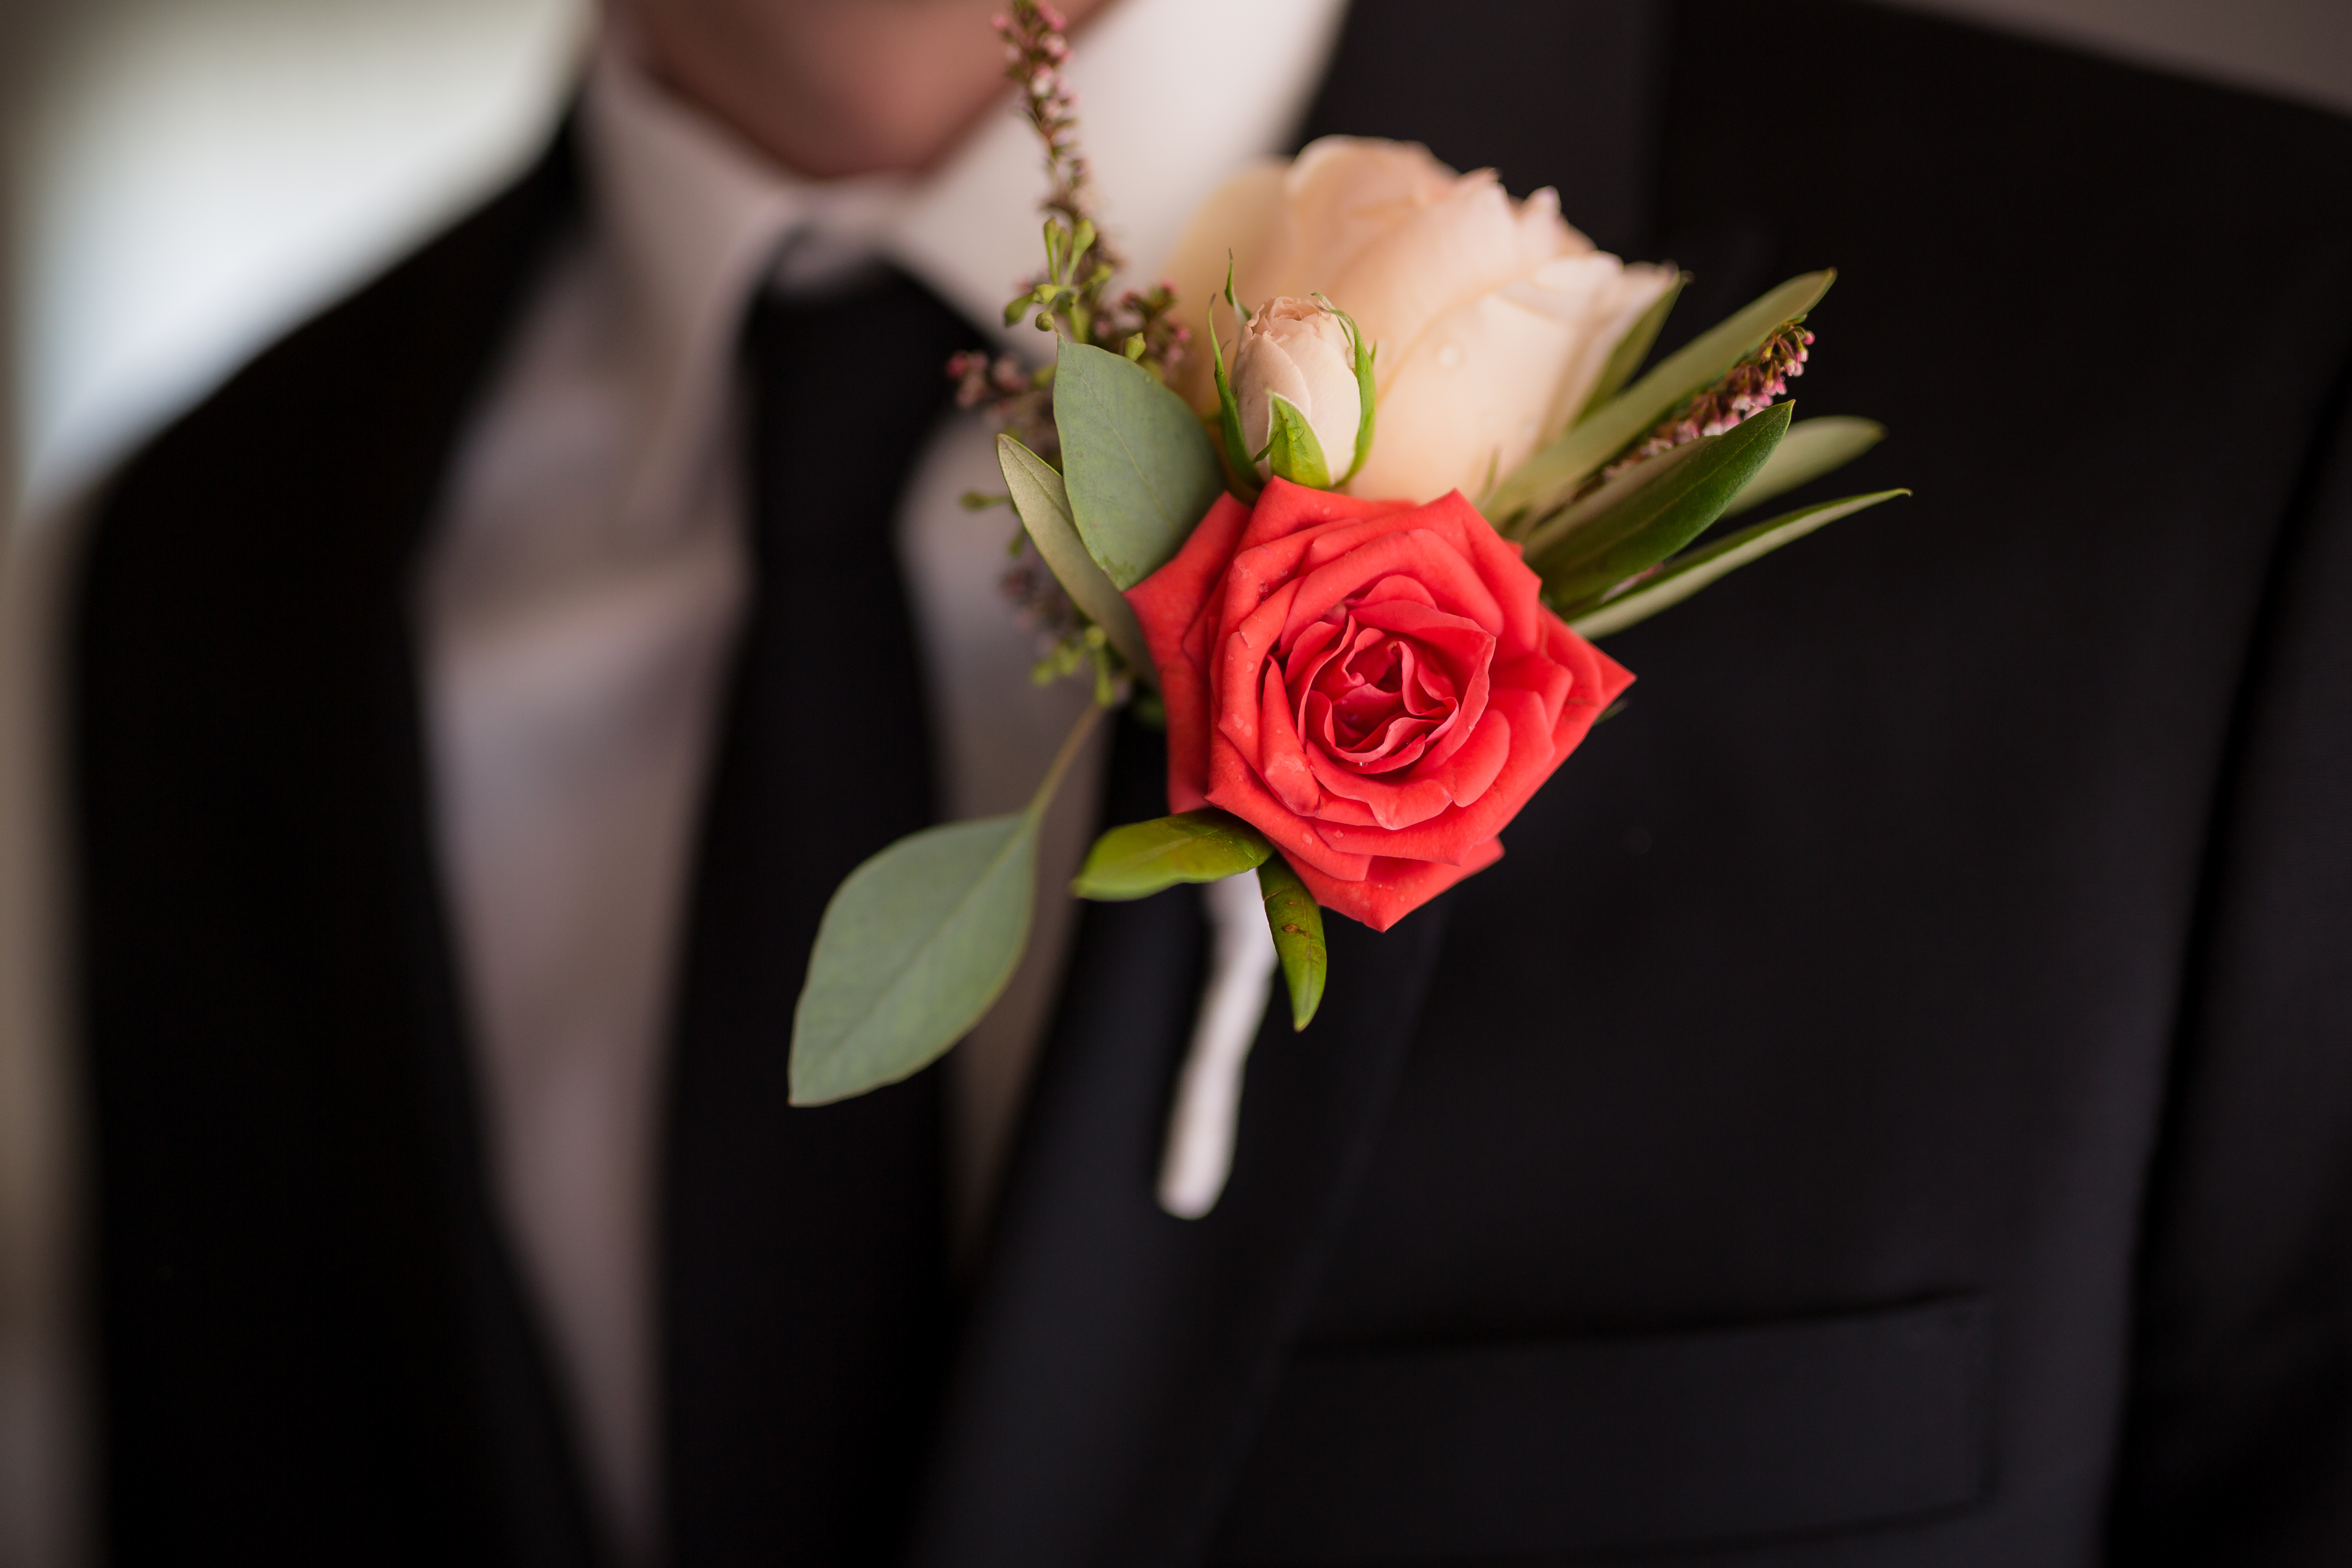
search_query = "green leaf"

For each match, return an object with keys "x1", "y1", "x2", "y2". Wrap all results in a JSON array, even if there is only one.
[
  {"x1": 789, "y1": 812, "x2": 1039, "y2": 1105},
  {"x1": 1211, "y1": 261, "x2": 1266, "y2": 500},
  {"x1": 1316, "y1": 295, "x2": 1379, "y2": 484},
  {"x1": 1071, "y1": 808, "x2": 1272, "y2": 901},
  {"x1": 1719, "y1": 416, "x2": 1883, "y2": 519},
  {"x1": 791, "y1": 705, "x2": 1102, "y2": 1105},
  {"x1": 1568, "y1": 488, "x2": 1909, "y2": 639},
  {"x1": 1575, "y1": 270, "x2": 1686, "y2": 424},
  {"x1": 1488, "y1": 270, "x2": 1835, "y2": 528},
  {"x1": 1257, "y1": 855, "x2": 1327, "y2": 1031},
  {"x1": 1055, "y1": 338, "x2": 1225, "y2": 590},
  {"x1": 997, "y1": 434, "x2": 1154, "y2": 682},
  {"x1": 1264, "y1": 392, "x2": 1333, "y2": 490},
  {"x1": 1526, "y1": 401, "x2": 1793, "y2": 607},
  {"x1": 1208, "y1": 303, "x2": 1259, "y2": 496}
]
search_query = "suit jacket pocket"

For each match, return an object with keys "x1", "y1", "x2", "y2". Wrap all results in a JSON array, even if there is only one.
[{"x1": 1213, "y1": 1296, "x2": 1988, "y2": 1564}]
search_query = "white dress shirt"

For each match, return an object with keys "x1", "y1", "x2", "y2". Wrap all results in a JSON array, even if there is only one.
[{"x1": 416, "y1": 5, "x2": 1346, "y2": 1555}]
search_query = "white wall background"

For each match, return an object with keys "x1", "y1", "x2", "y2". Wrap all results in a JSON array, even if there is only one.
[
  {"x1": 0, "y1": 0, "x2": 2346, "y2": 519},
  {"x1": 4, "y1": 0, "x2": 587, "y2": 515}
]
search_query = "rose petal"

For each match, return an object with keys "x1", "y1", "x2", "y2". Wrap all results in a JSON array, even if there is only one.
[
  {"x1": 1128, "y1": 493, "x2": 1253, "y2": 809},
  {"x1": 1281, "y1": 527, "x2": 1507, "y2": 646},
  {"x1": 1258, "y1": 660, "x2": 1322, "y2": 815},
  {"x1": 1492, "y1": 648, "x2": 1572, "y2": 737},
  {"x1": 1215, "y1": 579, "x2": 1300, "y2": 768},
  {"x1": 1205, "y1": 730, "x2": 1374, "y2": 882},
  {"x1": 1303, "y1": 621, "x2": 1453, "y2": 773},
  {"x1": 1435, "y1": 702, "x2": 1512, "y2": 807},
  {"x1": 1129, "y1": 492, "x2": 1250, "y2": 667},
  {"x1": 1316, "y1": 691, "x2": 1550, "y2": 862},
  {"x1": 1239, "y1": 478, "x2": 1411, "y2": 555},
  {"x1": 1544, "y1": 616, "x2": 1636, "y2": 757},
  {"x1": 1292, "y1": 835, "x2": 1506, "y2": 933},
  {"x1": 1284, "y1": 615, "x2": 1345, "y2": 688},
  {"x1": 1348, "y1": 290, "x2": 1593, "y2": 502},
  {"x1": 1327, "y1": 169, "x2": 1557, "y2": 386},
  {"x1": 1353, "y1": 575, "x2": 1438, "y2": 610},
  {"x1": 1348, "y1": 597, "x2": 1491, "y2": 669},
  {"x1": 1305, "y1": 746, "x2": 1456, "y2": 830},
  {"x1": 1301, "y1": 790, "x2": 1381, "y2": 828},
  {"x1": 1421, "y1": 491, "x2": 1546, "y2": 660},
  {"x1": 1347, "y1": 601, "x2": 1492, "y2": 771}
]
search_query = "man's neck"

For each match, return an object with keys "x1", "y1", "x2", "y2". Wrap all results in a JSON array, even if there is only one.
[{"x1": 613, "y1": 0, "x2": 1111, "y2": 180}]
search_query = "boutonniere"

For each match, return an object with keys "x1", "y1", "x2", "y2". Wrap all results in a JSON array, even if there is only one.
[{"x1": 788, "y1": 1, "x2": 1907, "y2": 1214}]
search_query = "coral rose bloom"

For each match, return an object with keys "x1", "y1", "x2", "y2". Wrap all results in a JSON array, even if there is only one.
[{"x1": 1127, "y1": 480, "x2": 1634, "y2": 931}]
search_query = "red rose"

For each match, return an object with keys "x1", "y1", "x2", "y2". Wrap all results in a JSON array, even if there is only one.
[{"x1": 1126, "y1": 479, "x2": 1634, "y2": 931}]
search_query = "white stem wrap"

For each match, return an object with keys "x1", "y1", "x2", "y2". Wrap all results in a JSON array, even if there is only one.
[{"x1": 1156, "y1": 872, "x2": 1278, "y2": 1218}]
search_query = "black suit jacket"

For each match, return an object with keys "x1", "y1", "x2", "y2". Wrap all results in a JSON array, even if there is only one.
[{"x1": 69, "y1": 1, "x2": 2352, "y2": 1564}]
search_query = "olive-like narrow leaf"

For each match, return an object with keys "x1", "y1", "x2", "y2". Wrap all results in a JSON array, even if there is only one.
[
  {"x1": 1527, "y1": 402, "x2": 1793, "y2": 607},
  {"x1": 1264, "y1": 393, "x2": 1333, "y2": 490},
  {"x1": 1257, "y1": 854, "x2": 1327, "y2": 1031},
  {"x1": 1488, "y1": 270, "x2": 1834, "y2": 528},
  {"x1": 1574, "y1": 270, "x2": 1686, "y2": 424},
  {"x1": 1568, "y1": 488, "x2": 1909, "y2": 639},
  {"x1": 1055, "y1": 337, "x2": 1225, "y2": 589},
  {"x1": 1071, "y1": 808, "x2": 1272, "y2": 901},
  {"x1": 1719, "y1": 416, "x2": 1883, "y2": 519},
  {"x1": 790, "y1": 705, "x2": 1102, "y2": 1105},
  {"x1": 997, "y1": 434, "x2": 1154, "y2": 680}
]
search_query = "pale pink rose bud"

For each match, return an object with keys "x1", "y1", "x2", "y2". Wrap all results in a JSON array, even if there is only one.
[{"x1": 1233, "y1": 297, "x2": 1362, "y2": 482}]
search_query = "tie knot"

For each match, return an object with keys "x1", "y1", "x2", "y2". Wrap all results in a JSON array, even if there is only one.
[{"x1": 739, "y1": 268, "x2": 978, "y2": 552}]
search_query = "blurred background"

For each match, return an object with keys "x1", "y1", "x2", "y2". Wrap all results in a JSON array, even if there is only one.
[
  {"x1": 0, "y1": 0, "x2": 2346, "y2": 529},
  {"x1": 0, "y1": 0, "x2": 588, "y2": 525}
]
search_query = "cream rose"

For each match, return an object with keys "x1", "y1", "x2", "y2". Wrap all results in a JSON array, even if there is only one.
[
  {"x1": 1170, "y1": 137, "x2": 1676, "y2": 503},
  {"x1": 1231, "y1": 296, "x2": 1362, "y2": 481}
]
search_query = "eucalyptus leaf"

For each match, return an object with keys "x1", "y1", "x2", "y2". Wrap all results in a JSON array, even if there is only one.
[
  {"x1": 1568, "y1": 488, "x2": 1909, "y2": 639},
  {"x1": 788, "y1": 812, "x2": 1039, "y2": 1106},
  {"x1": 1575, "y1": 270, "x2": 1686, "y2": 424},
  {"x1": 1055, "y1": 338, "x2": 1225, "y2": 589},
  {"x1": 1257, "y1": 855, "x2": 1327, "y2": 1032},
  {"x1": 1072, "y1": 808, "x2": 1274, "y2": 901},
  {"x1": 1265, "y1": 392, "x2": 1333, "y2": 489},
  {"x1": 790, "y1": 705, "x2": 1103, "y2": 1105},
  {"x1": 1719, "y1": 416, "x2": 1883, "y2": 519},
  {"x1": 1489, "y1": 270, "x2": 1834, "y2": 528},
  {"x1": 997, "y1": 434, "x2": 1154, "y2": 680},
  {"x1": 1527, "y1": 401, "x2": 1793, "y2": 606}
]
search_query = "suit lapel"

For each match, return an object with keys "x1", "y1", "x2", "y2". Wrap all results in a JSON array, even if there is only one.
[
  {"x1": 76, "y1": 128, "x2": 597, "y2": 1566},
  {"x1": 911, "y1": 4, "x2": 1672, "y2": 1559}
]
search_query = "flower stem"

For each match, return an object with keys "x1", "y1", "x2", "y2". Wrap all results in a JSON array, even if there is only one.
[{"x1": 1026, "y1": 698, "x2": 1107, "y2": 823}]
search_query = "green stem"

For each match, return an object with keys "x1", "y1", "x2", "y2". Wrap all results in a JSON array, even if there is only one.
[{"x1": 1027, "y1": 699, "x2": 1107, "y2": 821}]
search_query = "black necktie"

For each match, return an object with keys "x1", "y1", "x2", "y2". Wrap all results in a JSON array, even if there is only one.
[{"x1": 662, "y1": 269, "x2": 977, "y2": 1566}]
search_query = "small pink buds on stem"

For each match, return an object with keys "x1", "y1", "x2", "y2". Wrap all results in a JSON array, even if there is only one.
[
  {"x1": 986, "y1": 0, "x2": 1187, "y2": 381},
  {"x1": 1608, "y1": 320, "x2": 1813, "y2": 476}
]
